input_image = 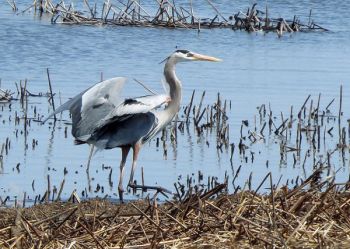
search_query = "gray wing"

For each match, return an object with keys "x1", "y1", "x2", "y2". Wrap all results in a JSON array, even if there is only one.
[
  {"x1": 42, "y1": 77, "x2": 127, "y2": 140},
  {"x1": 95, "y1": 94, "x2": 169, "y2": 130},
  {"x1": 91, "y1": 113, "x2": 157, "y2": 149},
  {"x1": 101, "y1": 94, "x2": 168, "y2": 120},
  {"x1": 87, "y1": 94, "x2": 170, "y2": 149}
]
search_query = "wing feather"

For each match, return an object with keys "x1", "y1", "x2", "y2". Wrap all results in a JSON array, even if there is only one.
[
  {"x1": 113, "y1": 94, "x2": 169, "y2": 116},
  {"x1": 42, "y1": 77, "x2": 127, "y2": 124},
  {"x1": 94, "y1": 94, "x2": 169, "y2": 130},
  {"x1": 80, "y1": 77, "x2": 127, "y2": 116},
  {"x1": 43, "y1": 77, "x2": 127, "y2": 141}
]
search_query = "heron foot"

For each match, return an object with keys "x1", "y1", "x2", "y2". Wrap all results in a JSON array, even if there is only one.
[{"x1": 127, "y1": 182, "x2": 172, "y2": 195}]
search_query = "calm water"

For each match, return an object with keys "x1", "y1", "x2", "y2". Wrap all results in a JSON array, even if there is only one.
[{"x1": 0, "y1": 1, "x2": 349, "y2": 202}]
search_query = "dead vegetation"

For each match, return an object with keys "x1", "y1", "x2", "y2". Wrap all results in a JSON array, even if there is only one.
[
  {"x1": 1, "y1": 171, "x2": 350, "y2": 248},
  {"x1": 0, "y1": 89, "x2": 13, "y2": 103},
  {"x1": 8, "y1": 0, "x2": 328, "y2": 35}
]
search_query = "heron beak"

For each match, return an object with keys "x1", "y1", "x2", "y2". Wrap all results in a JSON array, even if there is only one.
[{"x1": 192, "y1": 53, "x2": 222, "y2": 62}]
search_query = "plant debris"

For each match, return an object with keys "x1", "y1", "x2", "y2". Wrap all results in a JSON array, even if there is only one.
[
  {"x1": 1, "y1": 171, "x2": 350, "y2": 248},
  {"x1": 8, "y1": 1, "x2": 328, "y2": 36}
]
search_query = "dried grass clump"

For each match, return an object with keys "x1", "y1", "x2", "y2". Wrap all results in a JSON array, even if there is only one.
[
  {"x1": 8, "y1": 1, "x2": 327, "y2": 36},
  {"x1": 1, "y1": 171, "x2": 350, "y2": 248}
]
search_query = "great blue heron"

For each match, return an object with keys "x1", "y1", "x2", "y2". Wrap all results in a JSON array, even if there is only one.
[{"x1": 43, "y1": 50, "x2": 221, "y2": 201}]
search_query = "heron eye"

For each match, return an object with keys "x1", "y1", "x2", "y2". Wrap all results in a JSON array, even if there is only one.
[{"x1": 187, "y1": 53, "x2": 194, "y2": 57}]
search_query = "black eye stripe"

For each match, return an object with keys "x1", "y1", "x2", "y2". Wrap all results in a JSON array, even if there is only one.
[
  {"x1": 175, "y1": 49, "x2": 190, "y2": 54},
  {"x1": 187, "y1": 52, "x2": 194, "y2": 57}
]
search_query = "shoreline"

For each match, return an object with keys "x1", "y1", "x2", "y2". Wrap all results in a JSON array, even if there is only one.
[{"x1": 1, "y1": 175, "x2": 350, "y2": 248}]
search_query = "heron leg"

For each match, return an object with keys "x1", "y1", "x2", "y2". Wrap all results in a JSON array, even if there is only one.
[
  {"x1": 128, "y1": 143, "x2": 141, "y2": 186},
  {"x1": 118, "y1": 146, "x2": 130, "y2": 202},
  {"x1": 86, "y1": 145, "x2": 94, "y2": 173},
  {"x1": 127, "y1": 143, "x2": 172, "y2": 195}
]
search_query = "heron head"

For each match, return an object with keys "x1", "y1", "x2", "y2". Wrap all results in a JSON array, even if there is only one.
[{"x1": 162, "y1": 50, "x2": 222, "y2": 64}]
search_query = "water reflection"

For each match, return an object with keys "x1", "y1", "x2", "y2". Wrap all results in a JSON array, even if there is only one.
[
  {"x1": 44, "y1": 122, "x2": 55, "y2": 169},
  {"x1": 86, "y1": 166, "x2": 92, "y2": 193},
  {"x1": 185, "y1": 124, "x2": 194, "y2": 163}
]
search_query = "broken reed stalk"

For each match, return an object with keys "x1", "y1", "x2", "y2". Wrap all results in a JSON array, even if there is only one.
[
  {"x1": 56, "y1": 179, "x2": 65, "y2": 201},
  {"x1": 6, "y1": 0, "x2": 17, "y2": 11},
  {"x1": 338, "y1": 85, "x2": 342, "y2": 145},
  {"x1": 205, "y1": 0, "x2": 227, "y2": 22},
  {"x1": 194, "y1": 91, "x2": 205, "y2": 126},
  {"x1": 185, "y1": 90, "x2": 195, "y2": 124},
  {"x1": 47, "y1": 174, "x2": 51, "y2": 202},
  {"x1": 46, "y1": 68, "x2": 56, "y2": 121}
]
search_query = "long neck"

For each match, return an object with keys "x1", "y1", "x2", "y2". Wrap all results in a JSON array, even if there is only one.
[{"x1": 158, "y1": 58, "x2": 182, "y2": 125}]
